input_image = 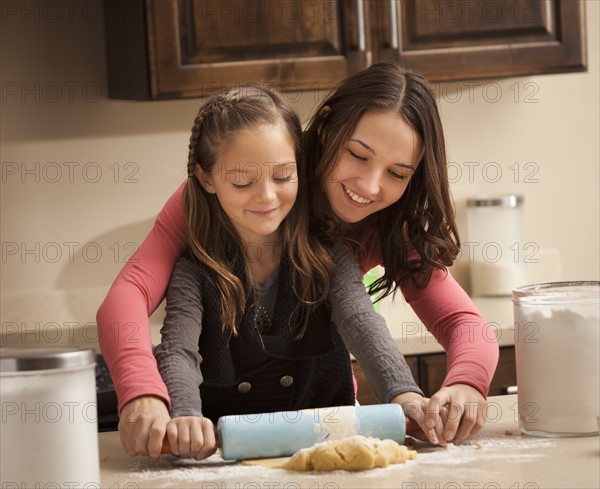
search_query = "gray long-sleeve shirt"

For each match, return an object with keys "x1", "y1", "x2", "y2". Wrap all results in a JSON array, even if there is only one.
[{"x1": 155, "y1": 243, "x2": 422, "y2": 418}]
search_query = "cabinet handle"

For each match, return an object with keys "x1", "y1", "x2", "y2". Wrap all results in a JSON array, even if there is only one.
[
  {"x1": 356, "y1": 0, "x2": 366, "y2": 51},
  {"x1": 387, "y1": 0, "x2": 399, "y2": 49},
  {"x1": 503, "y1": 386, "x2": 518, "y2": 395}
]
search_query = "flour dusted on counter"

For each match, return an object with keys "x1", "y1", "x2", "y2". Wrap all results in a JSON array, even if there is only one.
[
  {"x1": 408, "y1": 434, "x2": 556, "y2": 467},
  {"x1": 126, "y1": 433, "x2": 555, "y2": 486},
  {"x1": 128, "y1": 455, "x2": 272, "y2": 486}
]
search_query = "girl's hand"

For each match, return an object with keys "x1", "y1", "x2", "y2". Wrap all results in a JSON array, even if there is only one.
[
  {"x1": 166, "y1": 416, "x2": 217, "y2": 460},
  {"x1": 119, "y1": 395, "x2": 171, "y2": 464},
  {"x1": 426, "y1": 384, "x2": 487, "y2": 443},
  {"x1": 390, "y1": 391, "x2": 445, "y2": 446}
]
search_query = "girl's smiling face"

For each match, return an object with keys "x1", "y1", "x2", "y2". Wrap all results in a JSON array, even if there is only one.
[
  {"x1": 324, "y1": 111, "x2": 422, "y2": 224},
  {"x1": 196, "y1": 123, "x2": 298, "y2": 245}
]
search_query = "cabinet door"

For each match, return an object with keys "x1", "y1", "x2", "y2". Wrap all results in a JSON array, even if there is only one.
[
  {"x1": 417, "y1": 352, "x2": 447, "y2": 397},
  {"x1": 376, "y1": 0, "x2": 587, "y2": 81},
  {"x1": 418, "y1": 347, "x2": 517, "y2": 397},
  {"x1": 105, "y1": 0, "x2": 371, "y2": 99},
  {"x1": 491, "y1": 346, "x2": 517, "y2": 395},
  {"x1": 355, "y1": 347, "x2": 516, "y2": 404}
]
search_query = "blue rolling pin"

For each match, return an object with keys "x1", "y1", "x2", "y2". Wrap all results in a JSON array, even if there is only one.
[{"x1": 217, "y1": 404, "x2": 406, "y2": 460}]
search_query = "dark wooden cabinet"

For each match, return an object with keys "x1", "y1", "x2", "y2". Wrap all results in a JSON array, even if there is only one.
[
  {"x1": 104, "y1": 0, "x2": 587, "y2": 100},
  {"x1": 384, "y1": 0, "x2": 588, "y2": 81},
  {"x1": 417, "y1": 346, "x2": 517, "y2": 397},
  {"x1": 354, "y1": 346, "x2": 516, "y2": 405},
  {"x1": 104, "y1": 0, "x2": 369, "y2": 99}
]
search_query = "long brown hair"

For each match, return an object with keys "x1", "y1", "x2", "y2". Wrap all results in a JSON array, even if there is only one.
[
  {"x1": 304, "y1": 63, "x2": 460, "y2": 297},
  {"x1": 184, "y1": 84, "x2": 333, "y2": 336}
]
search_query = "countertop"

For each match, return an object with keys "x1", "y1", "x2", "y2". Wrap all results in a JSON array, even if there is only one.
[
  {"x1": 380, "y1": 295, "x2": 516, "y2": 356},
  {"x1": 0, "y1": 288, "x2": 516, "y2": 357},
  {"x1": 99, "y1": 395, "x2": 599, "y2": 488}
]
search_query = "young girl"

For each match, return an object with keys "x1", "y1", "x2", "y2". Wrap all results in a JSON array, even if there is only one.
[
  {"x1": 98, "y1": 64, "x2": 498, "y2": 461},
  {"x1": 145, "y1": 85, "x2": 427, "y2": 460}
]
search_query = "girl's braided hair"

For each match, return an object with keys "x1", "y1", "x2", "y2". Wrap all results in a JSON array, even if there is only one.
[{"x1": 184, "y1": 84, "x2": 333, "y2": 336}]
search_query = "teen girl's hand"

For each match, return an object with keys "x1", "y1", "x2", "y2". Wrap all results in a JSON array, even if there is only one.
[
  {"x1": 166, "y1": 416, "x2": 217, "y2": 460},
  {"x1": 426, "y1": 384, "x2": 487, "y2": 443},
  {"x1": 119, "y1": 395, "x2": 171, "y2": 464},
  {"x1": 390, "y1": 391, "x2": 446, "y2": 446}
]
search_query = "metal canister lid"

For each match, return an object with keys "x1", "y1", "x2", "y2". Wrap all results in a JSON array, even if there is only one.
[
  {"x1": 0, "y1": 347, "x2": 95, "y2": 372},
  {"x1": 466, "y1": 194, "x2": 524, "y2": 208}
]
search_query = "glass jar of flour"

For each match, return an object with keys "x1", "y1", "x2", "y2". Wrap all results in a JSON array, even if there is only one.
[
  {"x1": 513, "y1": 282, "x2": 599, "y2": 437},
  {"x1": 0, "y1": 347, "x2": 100, "y2": 486},
  {"x1": 466, "y1": 194, "x2": 526, "y2": 296}
]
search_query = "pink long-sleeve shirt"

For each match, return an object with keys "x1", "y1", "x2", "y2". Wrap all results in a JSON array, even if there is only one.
[{"x1": 97, "y1": 183, "x2": 499, "y2": 412}]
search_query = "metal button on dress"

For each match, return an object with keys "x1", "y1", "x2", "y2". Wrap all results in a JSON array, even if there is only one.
[
  {"x1": 279, "y1": 375, "x2": 294, "y2": 387},
  {"x1": 237, "y1": 381, "x2": 251, "y2": 394}
]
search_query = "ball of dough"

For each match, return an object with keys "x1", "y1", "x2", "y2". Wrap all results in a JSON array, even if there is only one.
[{"x1": 281, "y1": 435, "x2": 416, "y2": 472}]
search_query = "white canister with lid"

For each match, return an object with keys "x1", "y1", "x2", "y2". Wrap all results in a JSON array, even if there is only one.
[
  {"x1": 466, "y1": 194, "x2": 526, "y2": 296},
  {"x1": 0, "y1": 347, "x2": 100, "y2": 486}
]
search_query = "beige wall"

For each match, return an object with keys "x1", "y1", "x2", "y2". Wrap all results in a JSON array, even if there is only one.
[{"x1": 2, "y1": 1, "x2": 598, "y2": 303}]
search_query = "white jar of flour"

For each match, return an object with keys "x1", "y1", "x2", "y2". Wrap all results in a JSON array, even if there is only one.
[
  {"x1": 467, "y1": 194, "x2": 526, "y2": 296},
  {"x1": 0, "y1": 347, "x2": 100, "y2": 486},
  {"x1": 513, "y1": 282, "x2": 600, "y2": 436}
]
